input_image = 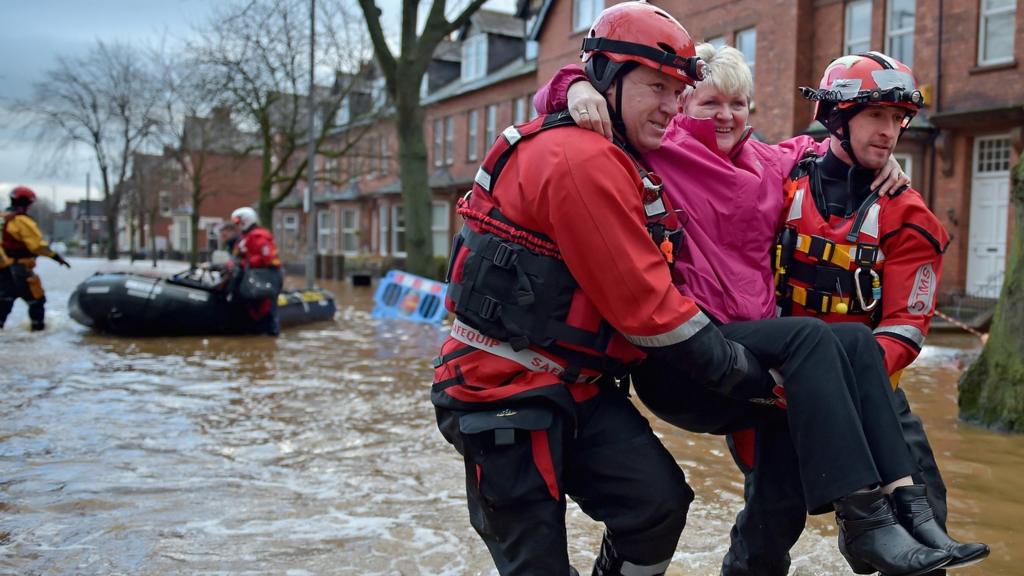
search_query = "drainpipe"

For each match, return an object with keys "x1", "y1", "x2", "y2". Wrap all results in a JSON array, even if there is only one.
[{"x1": 928, "y1": 0, "x2": 944, "y2": 213}]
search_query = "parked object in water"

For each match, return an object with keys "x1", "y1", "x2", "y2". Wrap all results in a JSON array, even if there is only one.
[
  {"x1": 68, "y1": 269, "x2": 336, "y2": 336},
  {"x1": 372, "y1": 270, "x2": 446, "y2": 324}
]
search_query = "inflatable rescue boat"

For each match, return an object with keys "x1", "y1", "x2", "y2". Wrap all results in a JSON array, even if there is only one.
[{"x1": 68, "y1": 269, "x2": 336, "y2": 336}]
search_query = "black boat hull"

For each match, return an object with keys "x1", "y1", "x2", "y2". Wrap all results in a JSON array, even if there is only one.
[{"x1": 69, "y1": 272, "x2": 336, "y2": 336}]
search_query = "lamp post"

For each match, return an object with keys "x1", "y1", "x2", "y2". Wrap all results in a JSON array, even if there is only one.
[{"x1": 304, "y1": 0, "x2": 317, "y2": 289}]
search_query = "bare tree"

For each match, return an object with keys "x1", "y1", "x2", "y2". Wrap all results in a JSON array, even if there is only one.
[
  {"x1": 19, "y1": 40, "x2": 161, "y2": 260},
  {"x1": 193, "y1": 0, "x2": 379, "y2": 227},
  {"x1": 151, "y1": 46, "x2": 245, "y2": 266},
  {"x1": 356, "y1": 0, "x2": 487, "y2": 277}
]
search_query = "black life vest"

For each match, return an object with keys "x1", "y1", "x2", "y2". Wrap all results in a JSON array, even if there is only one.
[{"x1": 445, "y1": 112, "x2": 684, "y2": 375}]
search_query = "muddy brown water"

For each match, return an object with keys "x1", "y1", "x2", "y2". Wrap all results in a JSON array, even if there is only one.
[{"x1": 0, "y1": 258, "x2": 1020, "y2": 575}]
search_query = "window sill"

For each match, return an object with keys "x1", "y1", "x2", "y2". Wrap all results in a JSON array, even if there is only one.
[{"x1": 970, "y1": 59, "x2": 1017, "y2": 74}]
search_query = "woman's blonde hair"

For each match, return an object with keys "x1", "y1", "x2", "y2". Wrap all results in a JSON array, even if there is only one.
[{"x1": 692, "y1": 43, "x2": 753, "y2": 98}]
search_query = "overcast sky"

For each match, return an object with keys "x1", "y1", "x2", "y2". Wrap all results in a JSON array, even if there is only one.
[{"x1": 0, "y1": 0, "x2": 514, "y2": 210}]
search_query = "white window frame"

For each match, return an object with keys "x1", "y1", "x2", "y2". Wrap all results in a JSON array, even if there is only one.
[
  {"x1": 845, "y1": 0, "x2": 873, "y2": 55},
  {"x1": 894, "y1": 153, "x2": 914, "y2": 181},
  {"x1": 377, "y1": 203, "x2": 389, "y2": 256},
  {"x1": 467, "y1": 109, "x2": 479, "y2": 161},
  {"x1": 514, "y1": 96, "x2": 527, "y2": 125},
  {"x1": 461, "y1": 34, "x2": 487, "y2": 82},
  {"x1": 159, "y1": 190, "x2": 172, "y2": 217},
  {"x1": 445, "y1": 116, "x2": 455, "y2": 165},
  {"x1": 735, "y1": 28, "x2": 757, "y2": 86},
  {"x1": 974, "y1": 135, "x2": 1012, "y2": 174},
  {"x1": 433, "y1": 118, "x2": 443, "y2": 167},
  {"x1": 341, "y1": 206, "x2": 360, "y2": 255},
  {"x1": 283, "y1": 213, "x2": 299, "y2": 233},
  {"x1": 317, "y1": 209, "x2": 335, "y2": 253},
  {"x1": 885, "y1": 0, "x2": 916, "y2": 66},
  {"x1": 485, "y1": 104, "x2": 497, "y2": 147},
  {"x1": 431, "y1": 200, "x2": 451, "y2": 258},
  {"x1": 978, "y1": 0, "x2": 1017, "y2": 66},
  {"x1": 391, "y1": 204, "x2": 407, "y2": 257},
  {"x1": 572, "y1": 0, "x2": 604, "y2": 33}
]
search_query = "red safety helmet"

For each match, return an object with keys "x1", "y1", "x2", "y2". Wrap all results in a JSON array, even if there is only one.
[
  {"x1": 10, "y1": 186, "x2": 37, "y2": 205},
  {"x1": 581, "y1": 1, "x2": 706, "y2": 92},
  {"x1": 802, "y1": 51, "x2": 923, "y2": 132}
]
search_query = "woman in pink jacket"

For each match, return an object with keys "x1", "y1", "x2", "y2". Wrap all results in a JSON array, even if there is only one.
[{"x1": 535, "y1": 45, "x2": 906, "y2": 325}]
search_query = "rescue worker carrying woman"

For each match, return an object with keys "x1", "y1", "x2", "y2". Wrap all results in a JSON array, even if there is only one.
[
  {"x1": 0, "y1": 186, "x2": 70, "y2": 331},
  {"x1": 434, "y1": 3, "x2": 773, "y2": 574},
  {"x1": 433, "y1": 3, "x2": 979, "y2": 575},
  {"x1": 722, "y1": 52, "x2": 990, "y2": 576}
]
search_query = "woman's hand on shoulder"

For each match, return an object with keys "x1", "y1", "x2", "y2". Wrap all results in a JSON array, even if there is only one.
[
  {"x1": 568, "y1": 80, "x2": 613, "y2": 140},
  {"x1": 872, "y1": 155, "x2": 911, "y2": 196}
]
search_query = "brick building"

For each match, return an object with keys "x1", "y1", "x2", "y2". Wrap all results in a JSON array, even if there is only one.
[
  {"x1": 126, "y1": 108, "x2": 263, "y2": 258},
  {"x1": 285, "y1": 0, "x2": 1022, "y2": 300}
]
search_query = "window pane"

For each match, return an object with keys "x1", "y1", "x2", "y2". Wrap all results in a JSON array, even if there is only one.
[
  {"x1": 433, "y1": 119, "x2": 442, "y2": 167},
  {"x1": 985, "y1": 0, "x2": 1015, "y2": 10},
  {"x1": 983, "y1": 15, "x2": 1015, "y2": 63},
  {"x1": 887, "y1": 0, "x2": 915, "y2": 65},
  {"x1": 845, "y1": 0, "x2": 873, "y2": 54},
  {"x1": 468, "y1": 110, "x2": 479, "y2": 161},
  {"x1": 445, "y1": 116, "x2": 454, "y2": 165},
  {"x1": 706, "y1": 36, "x2": 726, "y2": 49}
]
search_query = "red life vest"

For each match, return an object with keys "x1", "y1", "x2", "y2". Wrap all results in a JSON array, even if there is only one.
[
  {"x1": 445, "y1": 112, "x2": 685, "y2": 380},
  {"x1": 2, "y1": 212, "x2": 34, "y2": 259},
  {"x1": 774, "y1": 159, "x2": 887, "y2": 323}
]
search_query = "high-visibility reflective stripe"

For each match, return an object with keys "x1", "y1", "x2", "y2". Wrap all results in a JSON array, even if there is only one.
[
  {"x1": 861, "y1": 204, "x2": 881, "y2": 239},
  {"x1": 623, "y1": 312, "x2": 710, "y2": 348},
  {"x1": 502, "y1": 125, "x2": 522, "y2": 146},
  {"x1": 475, "y1": 167, "x2": 492, "y2": 191},
  {"x1": 787, "y1": 188, "x2": 804, "y2": 222},
  {"x1": 874, "y1": 324, "x2": 925, "y2": 347},
  {"x1": 620, "y1": 558, "x2": 672, "y2": 576},
  {"x1": 449, "y1": 319, "x2": 598, "y2": 383}
]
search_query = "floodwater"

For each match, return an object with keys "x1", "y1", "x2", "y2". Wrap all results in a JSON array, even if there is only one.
[{"x1": 1, "y1": 257, "x2": 1021, "y2": 576}]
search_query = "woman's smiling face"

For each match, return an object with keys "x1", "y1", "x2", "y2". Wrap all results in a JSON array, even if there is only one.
[{"x1": 684, "y1": 83, "x2": 750, "y2": 153}]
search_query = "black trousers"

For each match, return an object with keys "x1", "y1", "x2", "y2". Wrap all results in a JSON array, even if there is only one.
[
  {"x1": 633, "y1": 317, "x2": 917, "y2": 513},
  {"x1": 0, "y1": 263, "x2": 45, "y2": 329},
  {"x1": 436, "y1": 387, "x2": 693, "y2": 576},
  {"x1": 720, "y1": 385, "x2": 949, "y2": 576}
]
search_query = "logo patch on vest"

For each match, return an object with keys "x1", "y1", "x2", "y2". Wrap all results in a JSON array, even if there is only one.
[{"x1": 907, "y1": 263, "x2": 935, "y2": 315}]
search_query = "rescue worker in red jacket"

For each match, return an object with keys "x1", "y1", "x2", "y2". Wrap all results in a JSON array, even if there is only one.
[
  {"x1": 722, "y1": 53, "x2": 989, "y2": 576},
  {"x1": 1, "y1": 186, "x2": 70, "y2": 331},
  {"x1": 434, "y1": 4, "x2": 965, "y2": 575},
  {"x1": 231, "y1": 207, "x2": 283, "y2": 336}
]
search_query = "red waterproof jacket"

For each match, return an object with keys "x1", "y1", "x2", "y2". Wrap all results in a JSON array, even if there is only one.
[
  {"x1": 435, "y1": 122, "x2": 712, "y2": 409},
  {"x1": 778, "y1": 173, "x2": 949, "y2": 377},
  {"x1": 236, "y1": 226, "x2": 281, "y2": 270}
]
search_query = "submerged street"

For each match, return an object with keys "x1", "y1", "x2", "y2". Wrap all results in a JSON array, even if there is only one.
[{"x1": 1, "y1": 258, "x2": 1021, "y2": 575}]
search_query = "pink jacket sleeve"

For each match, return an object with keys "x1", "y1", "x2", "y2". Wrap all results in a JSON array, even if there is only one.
[
  {"x1": 771, "y1": 135, "x2": 829, "y2": 176},
  {"x1": 533, "y1": 65, "x2": 588, "y2": 114}
]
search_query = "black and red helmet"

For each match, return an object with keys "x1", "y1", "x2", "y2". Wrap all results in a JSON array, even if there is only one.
[
  {"x1": 581, "y1": 1, "x2": 706, "y2": 91},
  {"x1": 10, "y1": 186, "x2": 37, "y2": 205}
]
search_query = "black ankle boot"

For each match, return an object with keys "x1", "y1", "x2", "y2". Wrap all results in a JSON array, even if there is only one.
[
  {"x1": 891, "y1": 485, "x2": 990, "y2": 569},
  {"x1": 834, "y1": 487, "x2": 952, "y2": 576}
]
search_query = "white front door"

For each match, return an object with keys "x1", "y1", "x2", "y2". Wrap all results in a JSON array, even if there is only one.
[{"x1": 966, "y1": 135, "x2": 1012, "y2": 297}]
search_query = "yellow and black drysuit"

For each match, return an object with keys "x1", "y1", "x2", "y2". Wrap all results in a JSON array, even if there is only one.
[{"x1": 1, "y1": 210, "x2": 67, "y2": 330}]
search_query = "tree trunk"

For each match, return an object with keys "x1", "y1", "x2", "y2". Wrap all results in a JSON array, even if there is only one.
[
  {"x1": 395, "y1": 82, "x2": 433, "y2": 278},
  {"x1": 104, "y1": 190, "x2": 119, "y2": 260},
  {"x1": 959, "y1": 155, "x2": 1024, "y2": 432},
  {"x1": 189, "y1": 208, "x2": 201, "y2": 267}
]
